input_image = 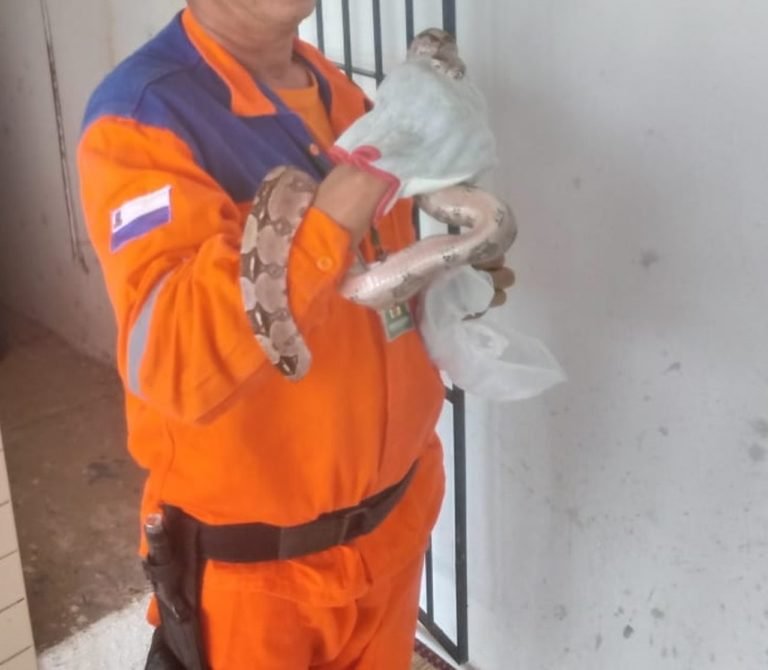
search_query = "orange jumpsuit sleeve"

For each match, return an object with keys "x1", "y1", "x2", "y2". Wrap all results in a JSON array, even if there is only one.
[{"x1": 78, "y1": 117, "x2": 353, "y2": 422}]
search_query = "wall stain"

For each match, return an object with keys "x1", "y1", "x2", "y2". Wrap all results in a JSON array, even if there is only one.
[
  {"x1": 651, "y1": 607, "x2": 665, "y2": 620},
  {"x1": 664, "y1": 362, "x2": 682, "y2": 374},
  {"x1": 623, "y1": 624, "x2": 635, "y2": 639},
  {"x1": 595, "y1": 634, "x2": 603, "y2": 651},
  {"x1": 641, "y1": 250, "x2": 660, "y2": 268},
  {"x1": 83, "y1": 460, "x2": 119, "y2": 484},
  {"x1": 748, "y1": 443, "x2": 767, "y2": 463},
  {"x1": 751, "y1": 418, "x2": 768, "y2": 439},
  {"x1": 554, "y1": 605, "x2": 568, "y2": 621},
  {"x1": 566, "y1": 507, "x2": 587, "y2": 530}
]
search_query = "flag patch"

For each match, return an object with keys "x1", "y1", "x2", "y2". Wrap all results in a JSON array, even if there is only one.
[{"x1": 111, "y1": 186, "x2": 172, "y2": 251}]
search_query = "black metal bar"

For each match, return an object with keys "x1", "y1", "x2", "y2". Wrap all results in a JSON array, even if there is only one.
[
  {"x1": 405, "y1": 0, "x2": 415, "y2": 45},
  {"x1": 412, "y1": 1, "x2": 468, "y2": 664},
  {"x1": 372, "y1": 0, "x2": 384, "y2": 84},
  {"x1": 444, "y1": 0, "x2": 459, "y2": 245},
  {"x1": 442, "y1": 0, "x2": 469, "y2": 646},
  {"x1": 418, "y1": 611, "x2": 461, "y2": 661},
  {"x1": 341, "y1": 0, "x2": 353, "y2": 78},
  {"x1": 331, "y1": 62, "x2": 378, "y2": 79},
  {"x1": 452, "y1": 387, "x2": 469, "y2": 663},
  {"x1": 419, "y1": 390, "x2": 469, "y2": 665},
  {"x1": 425, "y1": 544, "x2": 435, "y2": 618},
  {"x1": 315, "y1": 0, "x2": 325, "y2": 54},
  {"x1": 442, "y1": 0, "x2": 457, "y2": 36},
  {"x1": 411, "y1": 208, "x2": 422, "y2": 238}
]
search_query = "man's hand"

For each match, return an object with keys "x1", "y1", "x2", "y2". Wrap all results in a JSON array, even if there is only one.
[
  {"x1": 313, "y1": 165, "x2": 391, "y2": 245},
  {"x1": 471, "y1": 256, "x2": 516, "y2": 313}
]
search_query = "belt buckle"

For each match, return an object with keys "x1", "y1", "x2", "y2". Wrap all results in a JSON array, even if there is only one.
[{"x1": 337, "y1": 506, "x2": 370, "y2": 544}]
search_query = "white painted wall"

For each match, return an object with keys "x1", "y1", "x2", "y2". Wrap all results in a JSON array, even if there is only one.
[
  {"x1": 0, "y1": 0, "x2": 182, "y2": 361},
  {"x1": 435, "y1": 3, "x2": 768, "y2": 669},
  {"x1": 313, "y1": 1, "x2": 768, "y2": 668}
]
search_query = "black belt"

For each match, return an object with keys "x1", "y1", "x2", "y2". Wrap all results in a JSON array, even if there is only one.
[{"x1": 163, "y1": 461, "x2": 417, "y2": 564}]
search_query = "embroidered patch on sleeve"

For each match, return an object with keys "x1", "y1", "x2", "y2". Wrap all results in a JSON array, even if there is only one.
[{"x1": 110, "y1": 186, "x2": 172, "y2": 251}]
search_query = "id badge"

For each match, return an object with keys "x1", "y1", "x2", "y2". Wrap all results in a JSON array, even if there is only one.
[{"x1": 379, "y1": 302, "x2": 415, "y2": 342}]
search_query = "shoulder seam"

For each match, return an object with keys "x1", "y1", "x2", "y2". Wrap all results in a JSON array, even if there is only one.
[
  {"x1": 129, "y1": 51, "x2": 205, "y2": 120},
  {"x1": 83, "y1": 51, "x2": 207, "y2": 135}
]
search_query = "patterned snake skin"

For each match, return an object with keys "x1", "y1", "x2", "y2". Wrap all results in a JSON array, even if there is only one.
[{"x1": 240, "y1": 29, "x2": 518, "y2": 380}]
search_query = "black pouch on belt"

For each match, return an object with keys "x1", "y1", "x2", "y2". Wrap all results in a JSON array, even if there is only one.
[{"x1": 143, "y1": 508, "x2": 208, "y2": 670}]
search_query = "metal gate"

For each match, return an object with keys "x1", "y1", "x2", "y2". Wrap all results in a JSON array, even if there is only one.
[{"x1": 310, "y1": 2, "x2": 469, "y2": 664}]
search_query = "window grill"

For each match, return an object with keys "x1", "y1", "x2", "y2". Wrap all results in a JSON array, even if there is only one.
[{"x1": 310, "y1": 2, "x2": 469, "y2": 663}]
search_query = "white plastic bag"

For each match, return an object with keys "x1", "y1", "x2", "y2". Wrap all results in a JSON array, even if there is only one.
[
  {"x1": 418, "y1": 266, "x2": 566, "y2": 402},
  {"x1": 333, "y1": 55, "x2": 497, "y2": 213}
]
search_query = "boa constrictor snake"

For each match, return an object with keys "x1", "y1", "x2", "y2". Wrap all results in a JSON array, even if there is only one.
[{"x1": 240, "y1": 29, "x2": 518, "y2": 380}]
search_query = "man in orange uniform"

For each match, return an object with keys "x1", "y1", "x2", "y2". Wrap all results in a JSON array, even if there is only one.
[{"x1": 78, "y1": 1, "x2": 511, "y2": 668}]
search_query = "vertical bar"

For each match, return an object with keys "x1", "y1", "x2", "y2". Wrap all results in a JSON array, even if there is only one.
[
  {"x1": 372, "y1": 0, "x2": 384, "y2": 84},
  {"x1": 405, "y1": 0, "x2": 415, "y2": 45},
  {"x1": 341, "y1": 0, "x2": 353, "y2": 78},
  {"x1": 409, "y1": 0, "x2": 423, "y2": 239},
  {"x1": 412, "y1": 0, "x2": 468, "y2": 664},
  {"x1": 411, "y1": 208, "x2": 422, "y2": 238},
  {"x1": 38, "y1": 0, "x2": 88, "y2": 273},
  {"x1": 442, "y1": 0, "x2": 457, "y2": 36},
  {"x1": 445, "y1": 3, "x2": 469, "y2": 661},
  {"x1": 452, "y1": 387, "x2": 469, "y2": 662},
  {"x1": 315, "y1": 0, "x2": 325, "y2": 54},
  {"x1": 425, "y1": 545, "x2": 435, "y2": 617}
]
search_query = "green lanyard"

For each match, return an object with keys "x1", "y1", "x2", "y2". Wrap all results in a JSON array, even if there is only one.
[
  {"x1": 369, "y1": 227, "x2": 386, "y2": 261},
  {"x1": 364, "y1": 226, "x2": 416, "y2": 341},
  {"x1": 357, "y1": 227, "x2": 386, "y2": 269}
]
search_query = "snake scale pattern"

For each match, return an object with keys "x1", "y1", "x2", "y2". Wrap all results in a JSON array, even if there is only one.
[{"x1": 240, "y1": 29, "x2": 518, "y2": 381}]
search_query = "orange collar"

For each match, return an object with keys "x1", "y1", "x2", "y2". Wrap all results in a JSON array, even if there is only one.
[
  {"x1": 182, "y1": 9, "x2": 277, "y2": 117},
  {"x1": 181, "y1": 9, "x2": 367, "y2": 136},
  {"x1": 182, "y1": 9, "x2": 347, "y2": 120}
]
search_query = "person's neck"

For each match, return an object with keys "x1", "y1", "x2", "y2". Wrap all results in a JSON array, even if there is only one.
[{"x1": 190, "y1": 6, "x2": 309, "y2": 89}]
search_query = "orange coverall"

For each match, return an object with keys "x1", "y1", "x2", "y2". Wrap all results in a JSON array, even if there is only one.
[{"x1": 78, "y1": 9, "x2": 445, "y2": 668}]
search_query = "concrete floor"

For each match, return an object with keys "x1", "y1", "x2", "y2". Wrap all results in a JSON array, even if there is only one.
[{"x1": 0, "y1": 307, "x2": 148, "y2": 652}]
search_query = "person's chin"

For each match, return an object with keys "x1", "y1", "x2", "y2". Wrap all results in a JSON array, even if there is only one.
[{"x1": 293, "y1": 0, "x2": 317, "y2": 22}]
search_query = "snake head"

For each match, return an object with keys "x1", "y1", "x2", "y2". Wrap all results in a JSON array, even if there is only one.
[{"x1": 408, "y1": 28, "x2": 466, "y2": 79}]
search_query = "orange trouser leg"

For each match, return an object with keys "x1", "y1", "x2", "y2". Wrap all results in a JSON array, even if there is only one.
[
  {"x1": 201, "y1": 576, "x2": 316, "y2": 669},
  {"x1": 199, "y1": 553, "x2": 425, "y2": 670},
  {"x1": 315, "y1": 553, "x2": 425, "y2": 670}
]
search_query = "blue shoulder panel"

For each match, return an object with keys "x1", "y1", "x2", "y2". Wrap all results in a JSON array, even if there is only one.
[
  {"x1": 82, "y1": 13, "x2": 331, "y2": 203},
  {"x1": 82, "y1": 14, "x2": 205, "y2": 133}
]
